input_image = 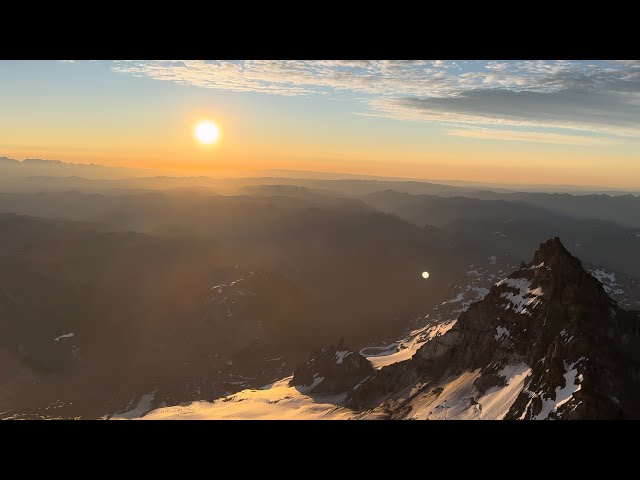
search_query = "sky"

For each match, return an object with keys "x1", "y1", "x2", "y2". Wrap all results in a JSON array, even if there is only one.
[{"x1": 1, "y1": 60, "x2": 640, "y2": 188}]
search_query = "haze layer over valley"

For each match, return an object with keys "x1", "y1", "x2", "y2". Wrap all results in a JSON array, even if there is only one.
[{"x1": 1, "y1": 158, "x2": 638, "y2": 419}]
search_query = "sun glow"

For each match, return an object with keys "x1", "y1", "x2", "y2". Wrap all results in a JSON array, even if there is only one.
[{"x1": 195, "y1": 121, "x2": 219, "y2": 144}]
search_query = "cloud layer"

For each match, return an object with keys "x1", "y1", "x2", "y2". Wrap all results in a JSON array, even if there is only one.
[{"x1": 112, "y1": 60, "x2": 640, "y2": 143}]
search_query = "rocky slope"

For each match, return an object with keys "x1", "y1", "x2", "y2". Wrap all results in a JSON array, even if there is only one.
[{"x1": 289, "y1": 341, "x2": 374, "y2": 394}]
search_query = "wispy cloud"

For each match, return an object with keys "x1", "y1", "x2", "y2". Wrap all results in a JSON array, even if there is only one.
[
  {"x1": 445, "y1": 127, "x2": 614, "y2": 146},
  {"x1": 110, "y1": 60, "x2": 640, "y2": 141}
]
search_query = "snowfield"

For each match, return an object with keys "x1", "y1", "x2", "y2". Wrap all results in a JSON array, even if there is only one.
[
  {"x1": 136, "y1": 361, "x2": 533, "y2": 421},
  {"x1": 138, "y1": 377, "x2": 355, "y2": 420},
  {"x1": 360, "y1": 320, "x2": 457, "y2": 370},
  {"x1": 406, "y1": 363, "x2": 531, "y2": 420}
]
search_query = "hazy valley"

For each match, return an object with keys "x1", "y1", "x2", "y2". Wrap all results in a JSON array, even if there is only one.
[{"x1": 0, "y1": 158, "x2": 639, "y2": 419}]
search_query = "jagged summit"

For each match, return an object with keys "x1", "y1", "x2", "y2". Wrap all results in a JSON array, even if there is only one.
[
  {"x1": 533, "y1": 236, "x2": 572, "y2": 262},
  {"x1": 530, "y1": 236, "x2": 584, "y2": 273}
]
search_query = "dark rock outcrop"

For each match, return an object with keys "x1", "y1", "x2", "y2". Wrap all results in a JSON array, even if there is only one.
[{"x1": 290, "y1": 341, "x2": 374, "y2": 394}]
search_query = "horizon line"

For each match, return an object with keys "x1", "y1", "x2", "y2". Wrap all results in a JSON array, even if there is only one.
[{"x1": 2, "y1": 154, "x2": 639, "y2": 194}]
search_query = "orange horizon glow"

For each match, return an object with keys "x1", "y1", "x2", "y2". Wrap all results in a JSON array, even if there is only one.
[
  {"x1": 3, "y1": 107, "x2": 638, "y2": 188},
  {"x1": 3, "y1": 147, "x2": 640, "y2": 190}
]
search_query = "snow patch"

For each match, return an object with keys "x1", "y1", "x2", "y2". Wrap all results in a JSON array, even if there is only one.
[
  {"x1": 306, "y1": 375, "x2": 325, "y2": 391},
  {"x1": 495, "y1": 277, "x2": 543, "y2": 315},
  {"x1": 440, "y1": 292, "x2": 464, "y2": 305},
  {"x1": 334, "y1": 350, "x2": 353, "y2": 364},
  {"x1": 476, "y1": 363, "x2": 532, "y2": 420},
  {"x1": 525, "y1": 262, "x2": 545, "y2": 270},
  {"x1": 495, "y1": 326, "x2": 511, "y2": 341},
  {"x1": 589, "y1": 268, "x2": 625, "y2": 297},
  {"x1": 530, "y1": 357, "x2": 586, "y2": 420},
  {"x1": 111, "y1": 391, "x2": 156, "y2": 420},
  {"x1": 590, "y1": 268, "x2": 616, "y2": 284},
  {"x1": 53, "y1": 333, "x2": 74, "y2": 342},
  {"x1": 440, "y1": 285, "x2": 489, "y2": 315}
]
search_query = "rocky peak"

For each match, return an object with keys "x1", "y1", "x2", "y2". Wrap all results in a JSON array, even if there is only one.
[
  {"x1": 289, "y1": 343, "x2": 374, "y2": 394},
  {"x1": 411, "y1": 237, "x2": 615, "y2": 369},
  {"x1": 532, "y1": 236, "x2": 575, "y2": 267},
  {"x1": 348, "y1": 237, "x2": 640, "y2": 419}
]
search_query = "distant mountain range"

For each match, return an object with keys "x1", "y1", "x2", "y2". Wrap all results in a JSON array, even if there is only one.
[
  {"x1": 0, "y1": 156, "x2": 153, "y2": 180},
  {"x1": 2, "y1": 156, "x2": 638, "y2": 195}
]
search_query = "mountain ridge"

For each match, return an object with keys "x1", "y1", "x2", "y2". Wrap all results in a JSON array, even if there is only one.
[{"x1": 346, "y1": 237, "x2": 640, "y2": 419}]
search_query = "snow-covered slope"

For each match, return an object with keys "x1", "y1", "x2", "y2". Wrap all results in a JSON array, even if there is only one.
[
  {"x1": 586, "y1": 264, "x2": 640, "y2": 310},
  {"x1": 139, "y1": 377, "x2": 355, "y2": 420},
  {"x1": 137, "y1": 360, "x2": 534, "y2": 420},
  {"x1": 405, "y1": 363, "x2": 531, "y2": 420},
  {"x1": 360, "y1": 321, "x2": 456, "y2": 370}
]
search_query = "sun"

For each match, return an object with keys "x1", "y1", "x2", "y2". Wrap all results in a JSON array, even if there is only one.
[{"x1": 195, "y1": 121, "x2": 219, "y2": 144}]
